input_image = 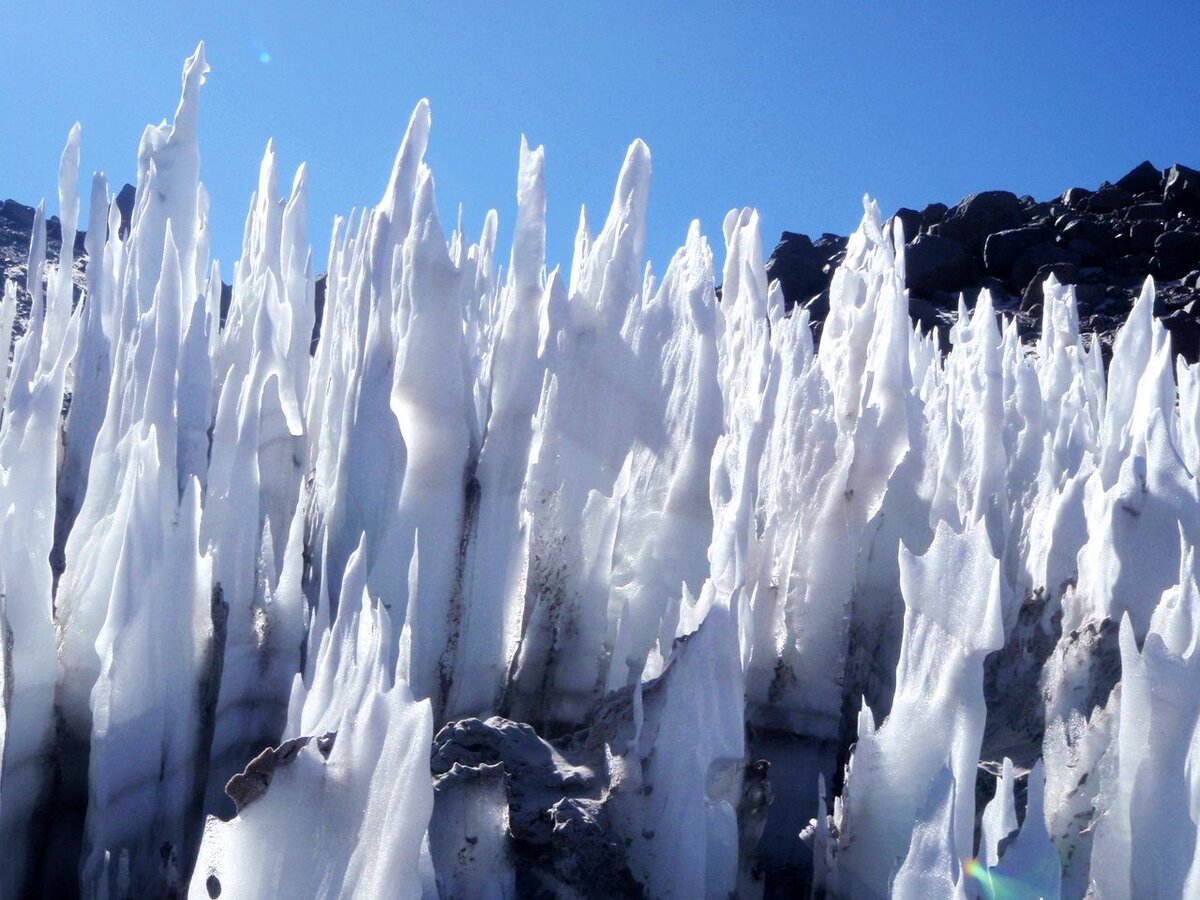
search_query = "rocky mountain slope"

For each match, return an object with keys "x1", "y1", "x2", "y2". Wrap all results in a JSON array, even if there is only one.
[{"x1": 768, "y1": 160, "x2": 1200, "y2": 358}]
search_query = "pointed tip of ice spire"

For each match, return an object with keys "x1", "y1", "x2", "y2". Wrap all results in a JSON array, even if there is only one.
[
  {"x1": 857, "y1": 195, "x2": 884, "y2": 245},
  {"x1": 289, "y1": 161, "x2": 309, "y2": 208},
  {"x1": 187, "y1": 40, "x2": 208, "y2": 77},
  {"x1": 407, "y1": 99, "x2": 433, "y2": 158},
  {"x1": 973, "y1": 287, "x2": 995, "y2": 324},
  {"x1": 183, "y1": 41, "x2": 209, "y2": 90},
  {"x1": 378, "y1": 100, "x2": 433, "y2": 227},
  {"x1": 1134, "y1": 274, "x2": 1156, "y2": 319},
  {"x1": 168, "y1": 42, "x2": 209, "y2": 145},
  {"x1": 610, "y1": 139, "x2": 652, "y2": 217},
  {"x1": 517, "y1": 135, "x2": 546, "y2": 200},
  {"x1": 58, "y1": 124, "x2": 82, "y2": 220},
  {"x1": 627, "y1": 137, "x2": 652, "y2": 165}
]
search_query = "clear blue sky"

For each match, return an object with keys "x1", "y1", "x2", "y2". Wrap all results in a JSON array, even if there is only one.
[{"x1": 2, "y1": 2, "x2": 1198, "y2": 278}]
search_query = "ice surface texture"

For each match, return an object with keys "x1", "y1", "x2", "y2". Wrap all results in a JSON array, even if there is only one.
[{"x1": 1, "y1": 44, "x2": 1199, "y2": 898}]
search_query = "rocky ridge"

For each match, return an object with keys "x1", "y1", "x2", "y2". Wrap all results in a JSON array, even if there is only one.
[{"x1": 767, "y1": 160, "x2": 1200, "y2": 359}]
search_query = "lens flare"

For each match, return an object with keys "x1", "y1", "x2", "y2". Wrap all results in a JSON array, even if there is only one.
[{"x1": 963, "y1": 856, "x2": 1044, "y2": 900}]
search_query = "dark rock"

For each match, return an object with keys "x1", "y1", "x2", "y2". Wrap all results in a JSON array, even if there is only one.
[
  {"x1": 1053, "y1": 212, "x2": 1080, "y2": 232},
  {"x1": 1061, "y1": 218, "x2": 1115, "y2": 264},
  {"x1": 813, "y1": 234, "x2": 847, "y2": 277},
  {"x1": 224, "y1": 731, "x2": 337, "y2": 814},
  {"x1": 802, "y1": 290, "x2": 829, "y2": 322},
  {"x1": 1160, "y1": 289, "x2": 1193, "y2": 313},
  {"x1": 313, "y1": 273, "x2": 327, "y2": 351},
  {"x1": 934, "y1": 191, "x2": 1025, "y2": 255},
  {"x1": 766, "y1": 232, "x2": 827, "y2": 309},
  {"x1": 1153, "y1": 230, "x2": 1200, "y2": 280},
  {"x1": 1185, "y1": 270, "x2": 1200, "y2": 290},
  {"x1": 1011, "y1": 243, "x2": 1081, "y2": 289},
  {"x1": 1, "y1": 199, "x2": 36, "y2": 229},
  {"x1": 926, "y1": 289, "x2": 963, "y2": 310},
  {"x1": 219, "y1": 281, "x2": 233, "y2": 325},
  {"x1": 1061, "y1": 187, "x2": 1094, "y2": 210},
  {"x1": 907, "y1": 296, "x2": 952, "y2": 345},
  {"x1": 115, "y1": 184, "x2": 136, "y2": 239},
  {"x1": 1023, "y1": 201, "x2": 1054, "y2": 221},
  {"x1": 1164, "y1": 164, "x2": 1200, "y2": 217},
  {"x1": 1106, "y1": 253, "x2": 1154, "y2": 283},
  {"x1": 1116, "y1": 161, "x2": 1163, "y2": 195},
  {"x1": 984, "y1": 225, "x2": 1050, "y2": 278},
  {"x1": 1086, "y1": 186, "x2": 1133, "y2": 213},
  {"x1": 1164, "y1": 308, "x2": 1200, "y2": 363},
  {"x1": 1022, "y1": 263, "x2": 1079, "y2": 310},
  {"x1": 813, "y1": 233, "x2": 847, "y2": 254},
  {"x1": 1125, "y1": 202, "x2": 1168, "y2": 221},
  {"x1": 1129, "y1": 220, "x2": 1166, "y2": 252},
  {"x1": 905, "y1": 233, "x2": 977, "y2": 295},
  {"x1": 430, "y1": 716, "x2": 635, "y2": 897},
  {"x1": 920, "y1": 202, "x2": 949, "y2": 228},
  {"x1": 1074, "y1": 283, "x2": 1106, "y2": 315}
]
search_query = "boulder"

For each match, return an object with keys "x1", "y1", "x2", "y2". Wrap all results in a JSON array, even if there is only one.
[
  {"x1": 1054, "y1": 212, "x2": 1080, "y2": 232},
  {"x1": 1087, "y1": 185, "x2": 1133, "y2": 213},
  {"x1": 1022, "y1": 263, "x2": 1079, "y2": 310},
  {"x1": 115, "y1": 183, "x2": 137, "y2": 239},
  {"x1": 765, "y1": 232, "x2": 827, "y2": 308},
  {"x1": 1129, "y1": 219, "x2": 1166, "y2": 252},
  {"x1": 905, "y1": 233, "x2": 977, "y2": 295},
  {"x1": 0, "y1": 199, "x2": 36, "y2": 229},
  {"x1": 920, "y1": 202, "x2": 949, "y2": 228},
  {"x1": 1074, "y1": 283, "x2": 1106, "y2": 315},
  {"x1": 1011, "y1": 243, "x2": 1081, "y2": 288},
  {"x1": 802, "y1": 290, "x2": 830, "y2": 322},
  {"x1": 813, "y1": 233, "x2": 847, "y2": 271},
  {"x1": 1106, "y1": 253, "x2": 1154, "y2": 283},
  {"x1": 1115, "y1": 160, "x2": 1163, "y2": 195},
  {"x1": 1023, "y1": 201, "x2": 1054, "y2": 222},
  {"x1": 933, "y1": 190, "x2": 1025, "y2": 255},
  {"x1": 983, "y1": 225, "x2": 1050, "y2": 277},
  {"x1": 1164, "y1": 164, "x2": 1200, "y2": 217},
  {"x1": 908, "y1": 295, "x2": 951, "y2": 344},
  {"x1": 1061, "y1": 187, "x2": 1094, "y2": 210},
  {"x1": 1124, "y1": 202, "x2": 1167, "y2": 221},
  {"x1": 1164, "y1": 308, "x2": 1200, "y2": 362},
  {"x1": 813, "y1": 232, "x2": 847, "y2": 254},
  {"x1": 1060, "y1": 218, "x2": 1115, "y2": 264},
  {"x1": 1153, "y1": 230, "x2": 1200, "y2": 280}
]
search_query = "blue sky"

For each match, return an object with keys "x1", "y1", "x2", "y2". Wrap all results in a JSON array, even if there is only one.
[{"x1": 2, "y1": 2, "x2": 1198, "y2": 278}]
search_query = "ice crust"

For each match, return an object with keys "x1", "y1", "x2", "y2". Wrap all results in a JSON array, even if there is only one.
[{"x1": 3, "y1": 44, "x2": 1200, "y2": 898}]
